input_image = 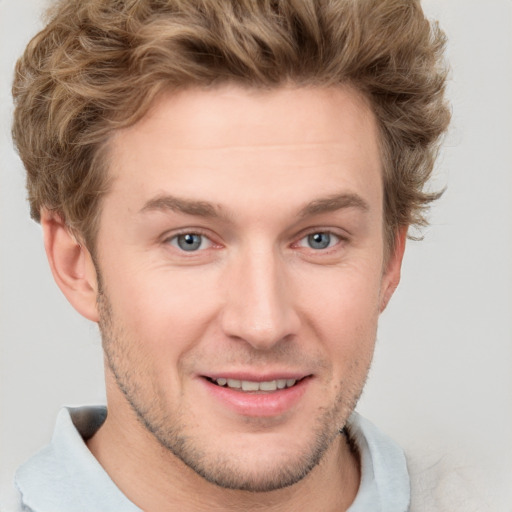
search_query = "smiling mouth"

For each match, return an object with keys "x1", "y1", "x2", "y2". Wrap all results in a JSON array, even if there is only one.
[{"x1": 205, "y1": 377, "x2": 306, "y2": 392}]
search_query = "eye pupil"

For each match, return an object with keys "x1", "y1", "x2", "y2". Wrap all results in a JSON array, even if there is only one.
[
  {"x1": 308, "y1": 232, "x2": 331, "y2": 250},
  {"x1": 177, "y1": 234, "x2": 202, "y2": 251}
]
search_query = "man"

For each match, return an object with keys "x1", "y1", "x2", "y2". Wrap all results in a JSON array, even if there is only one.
[{"x1": 9, "y1": 0, "x2": 452, "y2": 510}]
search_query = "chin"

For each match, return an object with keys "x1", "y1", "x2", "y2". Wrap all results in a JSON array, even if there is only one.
[
  {"x1": 176, "y1": 437, "x2": 337, "y2": 492},
  {"x1": 145, "y1": 411, "x2": 344, "y2": 493}
]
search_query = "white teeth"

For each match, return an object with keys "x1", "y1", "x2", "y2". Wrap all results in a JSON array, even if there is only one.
[
  {"x1": 227, "y1": 379, "x2": 241, "y2": 389},
  {"x1": 241, "y1": 381, "x2": 260, "y2": 391},
  {"x1": 259, "y1": 380, "x2": 277, "y2": 391},
  {"x1": 214, "y1": 378, "x2": 298, "y2": 391}
]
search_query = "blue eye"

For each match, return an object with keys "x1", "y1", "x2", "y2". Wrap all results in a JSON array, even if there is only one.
[
  {"x1": 300, "y1": 232, "x2": 339, "y2": 250},
  {"x1": 308, "y1": 232, "x2": 331, "y2": 249},
  {"x1": 171, "y1": 233, "x2": 209, "y2": 252}
]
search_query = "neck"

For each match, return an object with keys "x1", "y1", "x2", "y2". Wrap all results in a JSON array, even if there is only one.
[{"x1": 87, "y1": 385, "x2": 360, "y2": 511}]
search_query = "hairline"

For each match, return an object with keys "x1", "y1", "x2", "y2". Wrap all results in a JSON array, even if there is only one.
[{"x1": 76, "y1": 83, "x2": 400, "y2": 258}]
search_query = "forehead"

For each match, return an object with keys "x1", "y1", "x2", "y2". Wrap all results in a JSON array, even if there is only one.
[
  {"x1": 105, "y1": 85, "x2": 382, "y2": 219},
  {"x1": 120, "y1": 85, "x2": 377, "y2": 146}
]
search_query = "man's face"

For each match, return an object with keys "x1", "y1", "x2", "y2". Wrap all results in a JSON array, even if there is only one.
[{"x1": 94, "y1": 85, "x2": 399, "y2": 491}]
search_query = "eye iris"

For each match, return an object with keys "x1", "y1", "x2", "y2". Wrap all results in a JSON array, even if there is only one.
[
  {"x1": 177, "y1": 233, "x2": 202, "y2": 251},
  {"x1": 308, "y1": 232, "x2": 331, "y2": 249}
]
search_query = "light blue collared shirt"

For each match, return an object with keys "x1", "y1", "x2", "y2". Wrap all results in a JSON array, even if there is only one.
[{"x1": 12, "y1": 407, "x2": 410, "y2": 511}]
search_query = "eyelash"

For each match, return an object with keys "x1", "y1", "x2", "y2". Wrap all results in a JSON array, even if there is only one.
[
  {"x1": 296, "y1": 231, "x2": 342, "y2": 250},
  {"x1": 164, "y1": 229, "x2": 218, "y2": 252},
  {"x1": 164, "y1": 228, "x2": 347, "y2": 254}
]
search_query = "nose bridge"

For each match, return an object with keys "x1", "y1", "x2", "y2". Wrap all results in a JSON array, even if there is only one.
[{"x1": 221, "y1": 241, "x2": 299, "y2": 349}]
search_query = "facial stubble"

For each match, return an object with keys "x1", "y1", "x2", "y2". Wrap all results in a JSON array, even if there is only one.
[{"x1": 97, "y1": 287, "x2": 368, "y2": 493}]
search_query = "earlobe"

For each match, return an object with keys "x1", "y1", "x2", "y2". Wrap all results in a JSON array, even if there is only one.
[
  {"x1": 379, "y1": 227, "x2": 408, "y2": 313},
  {"x1": 41, "y1": 210, "x2": 100, "y2": 322}
]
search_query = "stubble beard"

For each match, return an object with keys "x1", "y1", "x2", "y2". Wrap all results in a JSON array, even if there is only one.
[{"x1": 97, "y1": 289, "x2": 368, "y2": 493}]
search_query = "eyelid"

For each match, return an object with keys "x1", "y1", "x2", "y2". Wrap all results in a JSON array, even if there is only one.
[
  {"x1": 162, "y1": 228, "x2": 221, "y2": 250},
  {"x1": 159, "y1": 227, "x2": 348, "y2": 253},
  {"x1": 292, "y1": 227, "x2": 349, "y2": 246},
  {"x1": 169, "y1": 233, "x2": 211, "y2": 251},
  {"x1": 297, "y1": 231, "x2": 340, "y2": 248}
]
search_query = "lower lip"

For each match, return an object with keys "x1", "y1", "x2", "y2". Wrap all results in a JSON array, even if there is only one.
[{"x1": 201, "y1": 378, "x2": 310, "y2": 417}]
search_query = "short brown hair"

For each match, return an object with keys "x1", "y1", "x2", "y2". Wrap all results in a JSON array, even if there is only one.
[{"x1": 12, "y1": 0, "x2": 450, "y2": 253}]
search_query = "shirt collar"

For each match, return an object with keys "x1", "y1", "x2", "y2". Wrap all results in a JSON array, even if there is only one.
[
  {"x1": 16, "y1": 406, "x2": 141, "y2": 512},
  {"x1": 16, "y1": 407, "x2": 409, "y2": 511},
  {"x1": 347, "y1": 413, "x2": 410, "y2": 512}
]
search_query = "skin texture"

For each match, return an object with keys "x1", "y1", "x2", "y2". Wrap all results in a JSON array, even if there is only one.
[{"x1": 42, "y1": 85, "x2": 406, "y2": 511}]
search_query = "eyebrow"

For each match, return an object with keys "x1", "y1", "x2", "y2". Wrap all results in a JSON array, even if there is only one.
[
  {"x1": 139, "y1": 192, "x2": 369, "y2": 219},
  {"x1": 298, "y1": 193, "x2": 369, "y2": 218},
  {"x1": 139, "y1": 195, "x2": 226, "y2": 219}
]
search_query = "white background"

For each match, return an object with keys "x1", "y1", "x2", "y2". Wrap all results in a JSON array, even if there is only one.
[{"x1": 1, "y1": 0, "x2": 511, "y2": 506}]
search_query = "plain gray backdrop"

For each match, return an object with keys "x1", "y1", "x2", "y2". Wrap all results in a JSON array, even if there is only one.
[{"x1": 1, "y1": 0, "x2": 511, "y2": 506}]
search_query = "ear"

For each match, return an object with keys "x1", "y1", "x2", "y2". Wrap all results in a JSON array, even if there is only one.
[
  {"x1": 41, "y1": 209, "x2": 100, "y2": 322},
  {"x1": 379, "y1": 226, "x2": 407, "y2": 313}
]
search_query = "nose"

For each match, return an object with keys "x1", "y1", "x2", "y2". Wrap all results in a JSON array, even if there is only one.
[{"x1": 220, "y1": 246, "x2": 300, "y2": 350}]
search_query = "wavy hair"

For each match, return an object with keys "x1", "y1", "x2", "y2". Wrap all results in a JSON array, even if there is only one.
[{"x1": 12, "y1": 0, "x2": 450, "y2": 253}]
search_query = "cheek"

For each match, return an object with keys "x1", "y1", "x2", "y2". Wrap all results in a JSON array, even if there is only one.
[
  {"x1": 102, "y1": 262, "x2": 221, "y2": 357},
  {"x1": 297, "y1": 264, "x2": 382, "y2": 354}
]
